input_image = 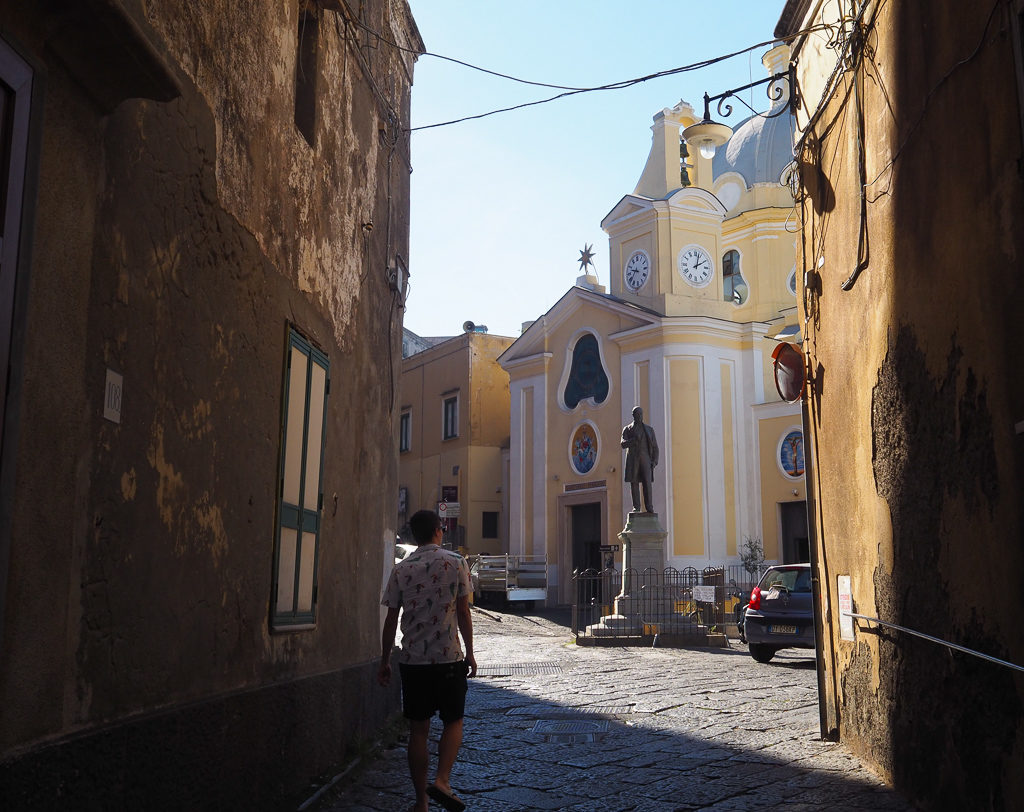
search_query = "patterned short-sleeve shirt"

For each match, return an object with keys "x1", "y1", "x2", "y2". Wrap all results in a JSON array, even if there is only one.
[{"x1": 381, "y1": 544, "x2": 471, "y2": 665}]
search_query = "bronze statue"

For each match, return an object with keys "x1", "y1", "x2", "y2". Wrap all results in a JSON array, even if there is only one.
[{"x1": 621, "y1": 406, "x2": 659, "y2": 513}]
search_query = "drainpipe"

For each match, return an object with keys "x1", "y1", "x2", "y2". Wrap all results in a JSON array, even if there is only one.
[{"x1": 803, "y1": 379, "x2": 838, "y2": 741}]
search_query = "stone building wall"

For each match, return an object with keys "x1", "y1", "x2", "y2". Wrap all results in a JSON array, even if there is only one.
[{"x1": 0, "y1": 0, "x2": 422, "y2": 806}]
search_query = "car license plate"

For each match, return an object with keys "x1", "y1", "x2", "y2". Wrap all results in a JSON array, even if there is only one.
[{"x1": 770, "y1": 624, "x2": 798, "y2": 634}]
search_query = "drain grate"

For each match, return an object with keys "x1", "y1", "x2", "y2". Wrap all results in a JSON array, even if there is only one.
[
  {"x1": 507, "y1": 704, "x2": 634, "y2": 717},
  {"x1": 476, "y1": 662, "x2": 563, "y2": 677},
  {"x1": 532, "y1": 720, "x2": 608, "y2": 735},
  {"x1": 532, "y1": 719, "x2": 610, "y2": 744}
]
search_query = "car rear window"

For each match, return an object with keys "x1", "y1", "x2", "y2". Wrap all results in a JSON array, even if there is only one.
[{"x1": 759, "y1": 568, "x2": 811, "y2": 593}]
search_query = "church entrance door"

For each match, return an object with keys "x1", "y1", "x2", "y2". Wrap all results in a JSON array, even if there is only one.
[
  {"x1": 780, "y1": 501, "x2": 809, "y2": 563},
  {"x1": 571, "y1": 503, "x2": 602, "y2": 574}
]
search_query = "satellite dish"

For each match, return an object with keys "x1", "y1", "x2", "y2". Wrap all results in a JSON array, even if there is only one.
[{"x1": 463, "y1": 321, "x2": 475, "y2": 332}]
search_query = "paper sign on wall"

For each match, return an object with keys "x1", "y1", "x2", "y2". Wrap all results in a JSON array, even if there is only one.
[
  {"x1": 692, "y1": 585, "x2": 716, "y2": 603},
  {"x1": 837, "y1": 575, "x2": 855, "y2": 641}
]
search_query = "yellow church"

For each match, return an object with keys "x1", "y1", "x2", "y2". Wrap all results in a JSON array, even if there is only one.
[{"x1": 499, "y1": 45, "x2": 805, "y2": 605}]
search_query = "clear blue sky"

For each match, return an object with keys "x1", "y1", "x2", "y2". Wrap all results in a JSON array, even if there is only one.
[{"x1": 404, "y1": 1, "x2": 788, "y2": 339}]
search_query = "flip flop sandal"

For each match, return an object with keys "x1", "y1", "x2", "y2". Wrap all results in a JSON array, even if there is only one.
[{"x1": 426, "y1": 784, "x2": 466, "y2": 812}]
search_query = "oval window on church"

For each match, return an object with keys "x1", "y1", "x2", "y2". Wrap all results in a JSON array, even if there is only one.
[{"x1": 570, "y1": 422, "x2": 599, "y2": 475}]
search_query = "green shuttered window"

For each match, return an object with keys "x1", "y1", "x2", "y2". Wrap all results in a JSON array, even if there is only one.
[{"x1": 273, "y1": 329, "x2": 329, "y2": 628}]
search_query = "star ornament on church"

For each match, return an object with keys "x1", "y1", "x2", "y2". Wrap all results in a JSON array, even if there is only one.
[{"x1": 578, "y1": 244, "x2": 596, "y2": 272}]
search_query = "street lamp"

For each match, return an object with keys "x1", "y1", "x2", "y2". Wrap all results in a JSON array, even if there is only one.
[{"x1": 681, "y1": 64, "x2": 796, "y2": 159}]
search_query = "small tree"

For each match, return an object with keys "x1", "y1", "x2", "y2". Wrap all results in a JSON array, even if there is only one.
[{"x1": 740, "y1": 535, "x2": 765, "y2": 577}]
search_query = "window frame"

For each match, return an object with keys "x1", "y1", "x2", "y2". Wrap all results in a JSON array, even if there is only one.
[
  {"x1": 442, "y1": 393, "x2": 459, "y2": 441},
  {"x1": 294, "y1": 5, "x2": 320, "y2": 146},
  {"x1": 399, "y1": 408, "x2": 411, "y2": 453},
  {"x1": 0, "y1": 39, "x2": 33, "y2": 467},
  {"x1": 722, "y1": 248, "x2": 747, "y2": 304},
  {"x1": 271, "y1": 328, "x2": 329, "y2": 630}
]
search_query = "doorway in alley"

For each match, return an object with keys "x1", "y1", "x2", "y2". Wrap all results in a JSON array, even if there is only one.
[{"x1": 780, "y1": 501, "x2": 809, "y2": 563}]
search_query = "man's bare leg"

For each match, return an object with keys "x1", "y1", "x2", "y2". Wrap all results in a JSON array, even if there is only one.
[
  {"x1": 432, "y1": 717, "x2": 463, "y2": 794},
  {"x1": 408, "y1": 718, "x2": 431, "y2": 811}
]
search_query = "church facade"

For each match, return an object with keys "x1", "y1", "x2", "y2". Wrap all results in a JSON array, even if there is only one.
[{"x1": 500, "y1": 45, "x2": 804, "y2": 605}]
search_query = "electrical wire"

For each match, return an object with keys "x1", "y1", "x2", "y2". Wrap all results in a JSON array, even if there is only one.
[
  {"x1": 410, "y1": 35, "x2": 812, "y2": 132},
  {"x1": 864, "y1": 0, "x2": 1003, "y2": 202},
  {"x1": 792, "y1": 0, "x2": 874, "y2": 158},
  {"x1": 346, "y1": 13, "x2": 836, "y2": 132}
]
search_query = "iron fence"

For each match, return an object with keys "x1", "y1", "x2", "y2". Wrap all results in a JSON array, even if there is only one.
[{"x1": 572, "y1": 565, "x2": 765, "y2": 640}]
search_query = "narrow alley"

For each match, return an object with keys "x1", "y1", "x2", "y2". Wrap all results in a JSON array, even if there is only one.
[{"x1": 312, "y1": 608, "x2": 912, "y2": 811}]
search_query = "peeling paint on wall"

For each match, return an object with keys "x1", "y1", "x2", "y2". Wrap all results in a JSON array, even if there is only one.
[
  {"x1": 120, "y1": 468, "x2": 137, "y2": 501},
  {"x1": 868, "y1": 325, "x2": 1019, "y2": 803},
  {"x1": 147, "y1": 422, "x2": 185, "y2": 533}
]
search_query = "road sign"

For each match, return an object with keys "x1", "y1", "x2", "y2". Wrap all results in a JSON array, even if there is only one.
[
  {"x1": 599, "y1": 544, "x2": 619, "y2": 552},
  {"x1": 438, "y1": 501, "x2": 461, "y2": 518}
]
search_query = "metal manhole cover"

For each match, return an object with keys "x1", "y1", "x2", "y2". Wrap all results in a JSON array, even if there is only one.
[
  {"x1": 476, "y1": 662, "x2": 562, "y2": 677},
  {"x1": 532, "y1": 720, "x2": 609, "y2": 735},
  {"x1": 507, "y1": 704, "x2": 633, "y2": 717},
  {"x1": 532, "y1": 719, "x2": 610, "y2": 744}
]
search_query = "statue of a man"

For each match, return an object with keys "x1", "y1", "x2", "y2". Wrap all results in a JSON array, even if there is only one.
[{"x1": 621, "y1": 406, "x2": 659, "y2": 513}]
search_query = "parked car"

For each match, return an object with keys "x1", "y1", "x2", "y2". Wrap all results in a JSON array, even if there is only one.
[
  {"x1": 742, "y1": 563, "x2": 815, "y2": 663},
  {"x1": 395, "y1": 540, "x2": 417, "y2": 564}
]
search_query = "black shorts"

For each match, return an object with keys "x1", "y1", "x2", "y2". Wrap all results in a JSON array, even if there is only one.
[{"x1": 398, "y1": 661, "x2": 469, "y2": 723}]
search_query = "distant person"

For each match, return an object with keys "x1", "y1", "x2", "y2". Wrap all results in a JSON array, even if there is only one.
[
  {"x1": 621, "y1": 406, "x2": 659, "y2": 513},
  {"x1": 379, "y1": 509, "x2": 477, "y2": 812}
]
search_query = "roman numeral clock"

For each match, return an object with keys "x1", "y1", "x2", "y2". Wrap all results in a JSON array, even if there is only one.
[
  {"x1": 678, "y1": 244, "x2": 713, "y2": 287},
  {"x1": 623, "y1": 249, "x2": 651, "y2": 291}
]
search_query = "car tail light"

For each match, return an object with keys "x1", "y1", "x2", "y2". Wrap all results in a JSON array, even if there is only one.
[{"x1": 748, "y1": 586, "x2": 762, "y2": 610}]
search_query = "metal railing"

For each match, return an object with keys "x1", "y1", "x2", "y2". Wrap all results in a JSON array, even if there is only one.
[
  {"x1": 844, "y1": 612, "x2": 1024, "y2": 674},
  {"x1": 573, "y1": 566, "x2": 754, "y2": 639}
]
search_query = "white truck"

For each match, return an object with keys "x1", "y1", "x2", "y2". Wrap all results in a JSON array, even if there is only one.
[{"x1": 470, "y1": 554, "x2": 548, "y2": 605}]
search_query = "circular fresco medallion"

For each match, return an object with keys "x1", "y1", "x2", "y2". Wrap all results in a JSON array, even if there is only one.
[
  {"x1": 570, "y1": 423, "x2": 598, "y2": 475},
  {"x1": 779, "y1": 429, "x2": 805, "y2": 478}
]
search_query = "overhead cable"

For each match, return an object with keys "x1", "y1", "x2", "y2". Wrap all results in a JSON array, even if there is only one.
[{"x1": 348, "y1": 16, "x2": 835, "y2": 132}]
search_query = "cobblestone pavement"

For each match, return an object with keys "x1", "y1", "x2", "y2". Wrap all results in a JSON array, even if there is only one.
[{"x1": 312, "y1": 607, "x2": 914, "y2": 812}]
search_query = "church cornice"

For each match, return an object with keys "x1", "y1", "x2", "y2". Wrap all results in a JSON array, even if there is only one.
[
  {"x1": 721, "y1": 216, "x2": 793, "y2": 245},
  {"x1": 609, "y1": 315, "x2": 772, "y2": 351},
  {"x1": 498, "y1": 286, "x2": 662, "y2": 368}
]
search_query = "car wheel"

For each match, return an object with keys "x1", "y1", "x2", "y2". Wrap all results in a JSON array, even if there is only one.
[{"x1": 749, "y1": 643, "x2": 775, "y2": 663}]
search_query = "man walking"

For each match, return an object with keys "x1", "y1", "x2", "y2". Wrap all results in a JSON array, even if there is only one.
[{"x1": 379, "y1": 509, "x2": 476, "y2": 812}]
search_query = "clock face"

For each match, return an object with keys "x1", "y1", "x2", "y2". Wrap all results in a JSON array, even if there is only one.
[
  {"x1": 624, "y1": 250, "x2": 650, "y2": 290},
  {"x1": 678, "y1": 244, "x2": 714, "y2": 287}
]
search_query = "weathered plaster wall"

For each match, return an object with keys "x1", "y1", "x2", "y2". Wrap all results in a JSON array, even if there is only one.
[
  {"x1": 786, "y1": 0, "x2": 1024, "y2": 807},
  {"x1": 0, "y1": 0, "x2": 421, "y2": 804},
  {"x1": 142, "y1": 0, "x2": 415, "y2": 347}
]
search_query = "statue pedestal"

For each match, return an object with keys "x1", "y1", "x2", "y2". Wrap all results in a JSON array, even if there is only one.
[
  {"x1": 578, "y1": 511, "x2": 726, "y2": 647},
  {"x1": 616, "y1": 511, "x2": 666, "y2": 605},
  {"x1": 581, "y1": 512, "x2": 668, "y2": 638}
]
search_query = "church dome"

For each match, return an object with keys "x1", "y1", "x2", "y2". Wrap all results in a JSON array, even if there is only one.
[{"x1": 712, "y1": 107, "x2": 795, "y2": 187}]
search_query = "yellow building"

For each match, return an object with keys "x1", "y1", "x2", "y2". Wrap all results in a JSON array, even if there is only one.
[
  {"x1": 501, "y1": 46, "x2": 803, "y2": 605},
  {"x1": 399, "y1": 327, "x2": 515, "y2": 555}
]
